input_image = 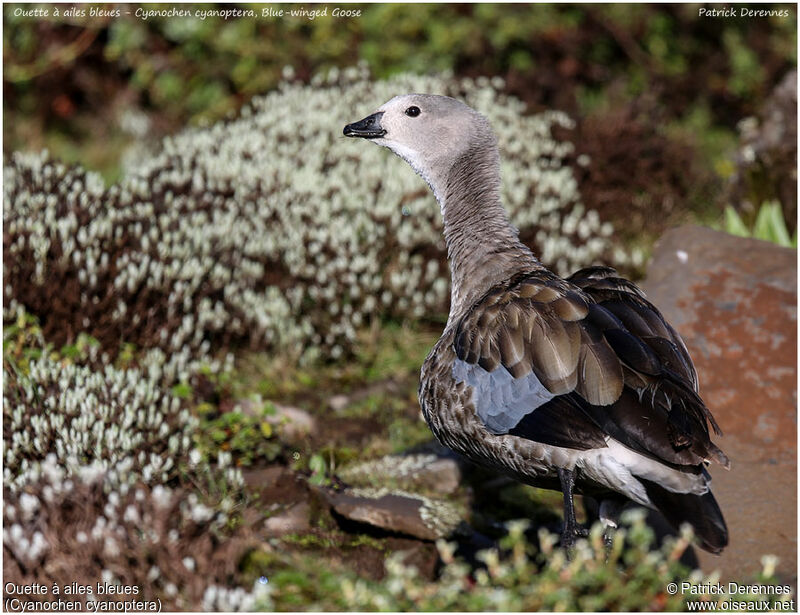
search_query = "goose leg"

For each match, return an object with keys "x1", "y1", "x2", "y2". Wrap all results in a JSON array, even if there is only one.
[
  {"x1": 598, "y1": 499, "x2": 623, "y2": 557},
  {"x1": 557, "y1": 467, "x2": 588, "y2": 551}
]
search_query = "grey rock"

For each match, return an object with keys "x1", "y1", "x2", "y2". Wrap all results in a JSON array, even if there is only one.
[
  {"x1": 324, "y1": 487, "x2": 461, "y2": 540},
  {"x1": 264, "y1": 502, "x2": 311, "y2": 536},
  {"x1": 328, "y1": 394, "x2": 350, "y2": 412},
  {"x1": 266, "y1": 404, "x2": 317, "y2": 440}
]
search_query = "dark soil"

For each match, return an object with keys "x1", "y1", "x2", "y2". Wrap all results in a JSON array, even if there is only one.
[
  {"x1": 309, "y1": 416, "x2": 384, "y2": 449},
  {"x1": 569, "y1": 97, "x2": 717, "y2": 253}
]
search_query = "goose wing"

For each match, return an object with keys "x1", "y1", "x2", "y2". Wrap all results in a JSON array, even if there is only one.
[{"x1": 452, "y1": 266, "x2": 728, "y2": 468}]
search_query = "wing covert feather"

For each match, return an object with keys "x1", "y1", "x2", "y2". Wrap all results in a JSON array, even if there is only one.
[{"x1": 449, "y1": 266, "x2": 726, "y2": 470}]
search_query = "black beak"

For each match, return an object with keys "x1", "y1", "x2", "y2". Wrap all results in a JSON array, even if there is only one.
[{"x1": 343, "y1": 112, "x2": 386, "y2": 139}]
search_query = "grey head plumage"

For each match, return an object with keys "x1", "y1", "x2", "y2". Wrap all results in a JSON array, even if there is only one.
[
  {"x1": 344, "y1": 94, "x2": 499, "y2": 204},
  {"x1": 345, "y1": 94, "x2": 537, "y2": 320}
]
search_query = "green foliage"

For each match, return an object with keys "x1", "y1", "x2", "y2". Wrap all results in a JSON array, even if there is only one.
[
  {"x1": 387, "y1": 415, "x2": 436, "y2": 453},
  {"x1": 670, "y1": 103, "x2": 740, "y2": 180},
  {"x1": 356, "y1": 323, "x2": 437, "y2": 383},
  {"x1": 3, "y1": 311, "x2": 103, "y2": 378},
  {"x1": 251, "y1": 513, "x2": 793, "y2": 611},
  {"x1": 724, "y1": 28, "x2": 766, "y2": 98},
  {"x1": 114, "y1": 342, "x2": 138, "y2": 369},
  {"x1": 171, "y1": 380, "x2": 194, "y2": 399},
  {"x1": 232, "y1": 323, "x2": 437, "y2": 405},
  {"x1": 194, "y1": 404, "x2": 283, "y2": 468},
  {"x1": 3, "y1": 4, "x2": 795, "y2": 183},
  {"x1": 723, "y1": 201, "x2": 796, "y2": 247},
  {"x1": 58, "y1": 332, "x2": 100, "y2": 361},
  {"x1": 3, "y1": 310, "x2": 48, "y2": 375},
  {"x1": 307, "y1": 453, "x2": 330, "y2": 486},
  {"x1": 280, "y1": 532, "x2": 338, "y2": 549}
]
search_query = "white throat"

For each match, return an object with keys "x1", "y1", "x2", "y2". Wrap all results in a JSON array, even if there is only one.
[{"x1": 381, "y1": 140, "x2": 449, "y2": 209}]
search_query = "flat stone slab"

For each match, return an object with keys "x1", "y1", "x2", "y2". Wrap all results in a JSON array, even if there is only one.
[
  {"x1": 323, "y1": 487, "x2": 462, "y2": 541},
  {"x1": 643, "y1": 226, "x2": 796, "y2": 583}
]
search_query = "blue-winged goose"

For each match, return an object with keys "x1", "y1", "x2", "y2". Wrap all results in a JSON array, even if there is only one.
[{"x1": 344, "y1": 94, "x2": 729, "y2": 553}]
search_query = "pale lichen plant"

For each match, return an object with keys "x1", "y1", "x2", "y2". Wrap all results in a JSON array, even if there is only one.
[{"x1": 4, "y1": 65, "x2": 630, "y2": 362}]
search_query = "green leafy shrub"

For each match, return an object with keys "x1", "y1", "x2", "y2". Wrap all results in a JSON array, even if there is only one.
[
  {"x1": 250, "y1": 513, "x2": 793, "y2": 611},
  {"x1": 194, "y1": 404, "x2": 283, "y2": 469},
  {"x1": 723, "y1": 201, "x2": 796, "y2": 247}
]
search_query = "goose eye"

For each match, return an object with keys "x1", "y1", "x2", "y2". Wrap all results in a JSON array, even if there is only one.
[{"x1": 405, "y1": 106, "x2": 421, "y2": 117}]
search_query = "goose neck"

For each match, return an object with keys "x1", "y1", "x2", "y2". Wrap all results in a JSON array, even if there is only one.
[{"x1": 437, "y1": 146, "x2": 539, "y2": 321}]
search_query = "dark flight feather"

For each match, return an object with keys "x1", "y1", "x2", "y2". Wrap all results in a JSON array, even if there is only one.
[
  {"x1": 638, "y1": 476, "x2": 729, "y2": 554},
  {"x1": 509, "y1": 395, "x2": 607, "y2": 451}
]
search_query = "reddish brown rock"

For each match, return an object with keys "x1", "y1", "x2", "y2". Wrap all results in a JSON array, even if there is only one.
[{"x1": 643, "y1": 226, "x2": 796, "y2": 583}]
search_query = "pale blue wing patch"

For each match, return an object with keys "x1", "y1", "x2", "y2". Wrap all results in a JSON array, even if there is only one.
[{"x1": 452, "y1": 358, "x2": 556, "y2": 434}]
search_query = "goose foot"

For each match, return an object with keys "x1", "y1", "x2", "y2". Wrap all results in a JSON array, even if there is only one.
[
  {"x1": 602, "y1": 528, "x2": 616, "y2": 561},
  {"x1": 560, "y1": 521, "x2": 589, "y2": 552}
]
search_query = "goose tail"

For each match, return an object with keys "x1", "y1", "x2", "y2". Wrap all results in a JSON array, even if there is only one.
[{"x1": 638, "y1": 476, "x2": 729, "y2": 554}]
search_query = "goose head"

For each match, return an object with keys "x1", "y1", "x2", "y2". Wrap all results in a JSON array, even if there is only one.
[{"x1": 344, "y1": 94, "x2": 498, "y2": 201}]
